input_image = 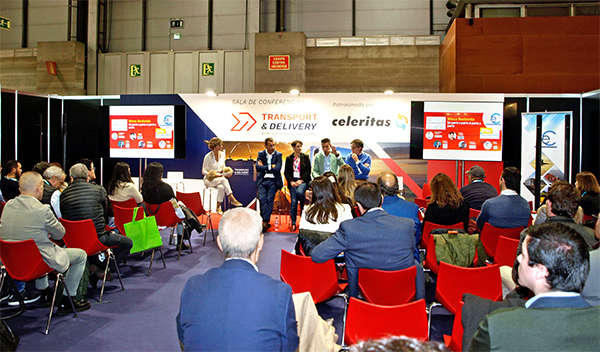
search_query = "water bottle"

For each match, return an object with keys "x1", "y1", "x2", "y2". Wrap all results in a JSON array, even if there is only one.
[{"x1": 274, "y1": 216, "x2": 279, "y2": 230}]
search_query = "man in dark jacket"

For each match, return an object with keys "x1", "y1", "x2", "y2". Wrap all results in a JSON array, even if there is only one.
[{"x1": 60, "y1": 163, "x2": 132, "y2": 274}]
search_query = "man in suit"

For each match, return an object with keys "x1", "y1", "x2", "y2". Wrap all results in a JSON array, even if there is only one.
[
  {"x1": 311, "y1": 181, "x2": 424, "y2": 299},
  {"x1": 256, "y1": 137, "x2": 283, "y2": 231},
  {"x1": 312, "y1": 138, "x2": 345, "y2": 178},
  {"x1": 0, "y1": 172, "x2": 90, "y2": 314},
  {"x1": 469, "y1": 222, "x2": 599, "y2": 352},
  {"x1": 176, "y1": 207, "x2": 299, "y2": 351}
]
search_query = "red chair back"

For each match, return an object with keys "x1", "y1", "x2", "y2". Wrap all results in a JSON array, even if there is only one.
[
  {"x1": 435, "y1": 262, "x2": 502, "y2": 315},
  {"x1": 469, "y1": 208, "x2": 481, "y2": 219},
  {"x1": 0, "y1": 201, "x2": 5, "y2": 219},
  {"x1": 145, "y1": 201, "x2": 182, "y2": 227},
  {"x1": 359, "y1": 267, "x2": 416, "y2": 305},
  {"x1": 113, "y1": 205, "x2": 145, "y2": 236},
  {"x1": 176, "y1": 191, "x2": 207, "y2": 217},
  {"x1": 444, "y1": 301, "x2": 465, "y2": 352},
  {"x1": 492, "y1": 236, "x2": 520, "y2": 267},
  {"x1": 421, "y1": 221, "x2": 464, "y2": 250},
  {"x1": 112, "y1": 198, "x2": 138, "y2": 209},
  {"x1": 280, "y1": 250, "x2": 346, "y2": 304},
  {"x1": 60, "y1": 218, "x2": 109, "y2": 256},
  {"x1": 0, "y1": 239, "x2": 55, "y2": 281},
  {"x1": 480, "y1": 223, "x2": 524, "y2": 258},
  {"x1": 422, "y1": 183, "x2": 431, "y2": 199},
  {"x1": 414, "y1": 198, "x2": 428, "y2": 209},
  {"x1": 345, "y1": 298, "x2": 428, "y2": 345}
]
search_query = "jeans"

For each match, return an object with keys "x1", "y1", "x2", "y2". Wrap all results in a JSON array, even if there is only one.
[
  {"x1": 258, "y1": 178, "x2": 278, "y2": 222},
  {"x1": 98, "y1": 232, "x2": 134, "y2": 266},
  {"x1": 35, "y1": 248, "x2": 87, "y2": 295},
  {"x1": 415, "y1": 260, "x2": 426, "y2": 301},
  {"x1": 289, "y1": 182, "x2": 308, "y2": 225}
]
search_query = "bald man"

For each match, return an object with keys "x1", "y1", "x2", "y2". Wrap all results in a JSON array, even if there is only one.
[{"x1": 0, "y1": 171, "x2": 90, "y2": 314}]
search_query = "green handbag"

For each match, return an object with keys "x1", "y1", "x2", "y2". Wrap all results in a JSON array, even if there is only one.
[{"x1": 124, "y1": 207, "x2": 163, "y2": 253}]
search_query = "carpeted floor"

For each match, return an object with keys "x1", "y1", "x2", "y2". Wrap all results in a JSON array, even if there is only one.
[{"x1": 2, "y1": 214, "x2": 452, "y2": 351}]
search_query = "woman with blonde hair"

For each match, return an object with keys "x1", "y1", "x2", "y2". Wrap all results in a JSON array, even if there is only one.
[
  {"x1": 576, "y1": 171, "x2": 600, "y2": 216},
  {"x1": 423, "y1": 172, "x2": 470, "y2": 230},
  {"x1": 202, "y1": 137, "x2": 242, "y2": 213},
  {"x1": 337, "y1": 164, "x2": 357, "y2": 206}
]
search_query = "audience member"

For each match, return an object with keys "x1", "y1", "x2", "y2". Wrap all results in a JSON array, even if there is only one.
[
  {"x1": 32, "y1": 161, "x2": 51, "y2": 176},
  {"x1": 533, "y1": 203, "x2": 584, "y2": 225},
  {"x1": 459, "y1": 165, "x2": 498, "y2": 211},
  {"x1": 337, "y1": 164, "x2": 357, "y2": 207},
  {"x1": 582, "y1": 248, "x2": 600, "y2": 306},
  {"x1": 60, "y1": 163, "x2": 133, "y2": 285},
  {"x1": 470, "y1": 222, "x2": 599, "y2": 352},
  {"x1": 256, "y1": 137, "x2": 283, "y2": 231},
  {"x1": 76, "y1": 158, "x2": 97, "y2": 183},
  {"x1": 576, "y1": 171, "x2": 600, "y2": 216},
  {"x1": 0, "y1": 172, "x2": 90, "y2": 313},
  {"x1": 202, "y1": 137, "x2": 242, "y2": 214},
  {"x1": 423, "y1": 173, "x2": 470, "y2": 231},
  {"x1": 350, "y1": 336, "x2": 449, "y2": 352},
  {"x1": 107, "y1": 162, "x2": 143, "y2": 206},
  {"x1": 42, "y1": 165, "x2": 66, "y2": 217},
  {"x1": 323, "y1": 171, "x2": 353, "y2": 210},
  {"x1": 1, "y1": 160, "x2": 22, "y2": 201},
  {"x1": 377, "y1": 171, "x2": 421, "y2": 262},
  {"x1": 284, "y1": 140, "x2": 311, "y2": 231},
  {"x1": 476, "y1": 167, "x2": 530, "y2": 230},
  {"x1": 312, "y1": 182, "x2": 424, "y2": 300},
  {"x1": 312, "y1": 138, "x2": 345, "y2": 178},
  {"x1": 297, "y1": 176, "x2": 353, "y2": 255},
  {"x1": 176, "y1": 207, "x2": 299, "y2": 351},
  {"x1": 344, "y1": 139, "x2": 371, "y2": 181}
]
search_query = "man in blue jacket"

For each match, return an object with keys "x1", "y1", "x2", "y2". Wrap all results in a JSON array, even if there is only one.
[
  {"x1": 344, "y1": 139, "x2": 371, "y2": 181},
  {"x1": 256, "y1": 137, "x2": 283, "y2": 231}
]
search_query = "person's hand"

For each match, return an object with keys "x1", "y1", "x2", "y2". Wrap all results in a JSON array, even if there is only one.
[
  {"x1": 257, "y1": 160, "x2": 264, "y2": 166},
  {"x1": 351, "y1": 153, "x2": 359, "y2": 162},
  {"x1": 331, "y1": 145, "x2": 338, "y2": 156}
]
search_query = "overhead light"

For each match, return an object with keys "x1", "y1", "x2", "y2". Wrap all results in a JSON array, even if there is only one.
[
  {"x1": 384, "y1": 90, "x2": 394, "y2": 95},
  {"x1": 290, "y1": 89, "x2": 300, "y2": 95},
  {"x1": 206, "y1": 91, "x2": 217, "y2": 97}
]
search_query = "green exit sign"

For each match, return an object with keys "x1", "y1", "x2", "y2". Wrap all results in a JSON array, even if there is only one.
[
  {"x1": 0, "y1": 16, "x2": 10, "y2": 31},
  {"x1": 202, "y1": 63, "x2": 214, "y2": 76},
  {"x1": 130, "y1": 64, "x2": 141, "y2": 77},
  {"x1": 170, "y1": 19, "x2": 184, "y2": 28}
]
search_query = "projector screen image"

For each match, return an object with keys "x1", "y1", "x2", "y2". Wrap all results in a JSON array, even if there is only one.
[
  {"x1": 422, "y1": 101, "x2": 503, "y2": 162},
  {"x1": 109, "y1": 105, "x2": 177, "y2": 159}
]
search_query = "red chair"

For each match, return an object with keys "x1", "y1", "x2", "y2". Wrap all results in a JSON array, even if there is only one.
[
  {"x1": 0, "y1": 239, "x2": 78, "y2": 334},
  {"x1": 421, "y1": 221, "x2": 463, "y2": 250},
  {"x1": 444, "y1": 301, "x2": 465, "y2": 352},
  {"x1": 422, "y1": 183, "x2": 431, "y2": 199},
  {"x1": 0, "y1": 201, "x2": 5, "y2": 219},
  {"x1": 414, "y1": 198, "x2": 428, "y2": 209},
  {"x1": 60, "y1": 218, "x2": 125, "y2": 301},
  {"x1": 176, "y1": 191, "x2": 215, "y2": 246},
  {"x1": 112, "y1": 198, "x2": 138, "y2": 209},
  {"x1": 480, "y1": 223, "x2": 524, "y2": 258},
  {"x1": 358, "y1": 267, "x2": 416, "y2": 306},
  {"x1": 492, "y1": 236, "x2": 520, "y2": 267},
  {"x1": 112, "y1": 205, "x2": 167, "y2": 276},
  {"x1": 280, "y1": 250, "x2": 348, "y2": 343},
  {"x1": 145, "y1": 201, "x2": 191, "y2": 260},
  {"x1": 345, "y1": 298, "x2": 428, "y2": 345},
  {"x1": 469, "y1": 208, "x2": 481, "y2": 219}
]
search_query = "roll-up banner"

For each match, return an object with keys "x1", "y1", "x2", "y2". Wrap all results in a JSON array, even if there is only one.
[{"x1": 520, "y1": 112, "x2": 571, "y2": 204}]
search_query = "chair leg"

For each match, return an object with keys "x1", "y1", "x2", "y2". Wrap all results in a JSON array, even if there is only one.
[
  {"x1": 148, "y1": 248, "x2": 155, "y2": 277},
  {"x1": 110, "y1": 250, "x2": 125, "y2": 291},
  {"x1": 159, "y1": 246, "x2": 166, "y2": 268},
  {"x1": 99, "y1": 253, "x2": 110, "y2": 302},
  {"x1": 45, "y1": 273, "x2": 76, "y2": 335},
  {"x1": 177, "y1": 225, "x2": 184, "y2": 260},
  {"x1": 335, "y1": 293, "x2": 349, "y2": 347},
  {"x1": 427, "y1": 302, "x2": 442, "y2": 340},
  {"x1": 0, "y1": 269, "x2": 26, "y2": 320},
  {"x1": 203, "y1": 213, "x2": 214, "y2": 246}
]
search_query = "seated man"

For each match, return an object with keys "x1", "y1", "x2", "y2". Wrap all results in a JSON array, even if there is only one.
[
  {"x1": 377, "y1": 171, "x2": 421, "y2": 262},
  {"x1": 60, "y1": 163, "x2": 133, "y2": 283},
  {"x1": 312, "y1": 138, "x2": 345, "y2": 178},
  {"x1": 477, "y1": 167, "x2": 530, "y2": 230},
  {"x1": 177, "y1": 208, "x2": 299, "y2": 351},
  {"x1": 311, "y1": 182, "x2": 424, "y2": 300},
  {"x1": 256, "y1": 137, "x2": 283, "y2": 231},
  {"x1": 459, "y1": 165, "x2": 498, "y2": 211},
  {"x1": 344, "y1": 139, "x2": 371, "y2": 181},
  {"x1": 469, "y1": 222, "x2": 599, "y2": 351},
  {"x1": 42, "y1": 165, "x2": 66, "y2": 217},
  {"x1": 1, "y1": 160, "x2": 22, "y2": 201},
  {"x1": 0, "y1": 172, "x2": 90, "y2": 313}
]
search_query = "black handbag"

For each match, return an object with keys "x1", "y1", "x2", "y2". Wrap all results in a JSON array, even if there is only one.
[{"x1": 0, "y1": 320, "x2": 19, "y2": 352}]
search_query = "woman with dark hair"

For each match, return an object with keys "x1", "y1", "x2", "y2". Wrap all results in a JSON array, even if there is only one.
[
  {"x1": 202, "y1": 137, "x2": 242, "y2": 213},
  {"x1": 576, "y1": 171, "x2": 600, "y2": 216},
  {"x1": 141, "y1": 162, "x2": 175, "y2": 204},
  {"x1": 284, "y1": 140, "x2": 311, "y2": 231},
  {"x1": 108, "y1": 162, "x2": 143, "y2": 205},
  {"x1": 296, "y1": 176, "x2": 353, "y2": 255},
  {"x1": 423, "y1": 172, "x2": 470, "y2": 230}
]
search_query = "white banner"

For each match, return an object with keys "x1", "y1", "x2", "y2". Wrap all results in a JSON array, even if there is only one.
[{"x1": 520, "y1": 112, "x2": 569, "y2": 202}]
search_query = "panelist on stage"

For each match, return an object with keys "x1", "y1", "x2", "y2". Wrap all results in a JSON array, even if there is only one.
[
  {"x1": 312, "y1": 138, "x2": 345, "y2": 178},
  {"x1": 284, "y1": 140, "x2": 311, "y2": 232},
  {"x1": 202, "y1": 137, "x2": 243, "y2": 213},
  {"x1": 344, "y1": 139, "x2": 371, "y2": 181},
  {"x1": 256, "y1": 137, "x2": 283, "y2": 232}
]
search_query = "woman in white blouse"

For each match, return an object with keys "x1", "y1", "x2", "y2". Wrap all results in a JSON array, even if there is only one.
[
  {"x1": 107, "y1": 162, "x2": 143, "y2": 205},
  {"x1": 202, "y1": 137, "x2": 242, "y2": 213}
]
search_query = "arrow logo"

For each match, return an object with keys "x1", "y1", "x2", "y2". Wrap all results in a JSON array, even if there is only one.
[{"x1": 231, "y1": 112, "x2": 257, "y2": 131}]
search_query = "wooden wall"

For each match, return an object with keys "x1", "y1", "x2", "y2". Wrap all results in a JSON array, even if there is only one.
[{"x1": 440, "y1": 16, "x2": 600, "y2": 93}]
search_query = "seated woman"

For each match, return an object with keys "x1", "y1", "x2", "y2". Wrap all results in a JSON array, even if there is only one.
[
  {"x1": 202, "y1": 137, "x2": 242, "y2": 214},
  {"x1": 108, "y1": 162, "x2": 143, "y2": 206},
  {"x1": 141, "y1": 162, "x2": 188, "y2": 249},
  {"x1": 337, "y1": 164, "x2": 358, "y2": 216},
  {"x1": 423, "y1": 172, "x2": 470, "y2": 231},
  {"x1": 284, "y1": 140, "x2": 311, "y2": 232},
  {"x1": 296, "y1": 176, "x2": 353, "y2": 255},
  {"x1": 576, "y1": 171, "x2": 600, "y2": 217}
]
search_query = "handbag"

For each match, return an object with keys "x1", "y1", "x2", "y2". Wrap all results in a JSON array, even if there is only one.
[
  {"x1": 124, "y1": 207, "x2": 163, "y2": 253},
  {"x1": 0, "y1": 320, "x2": 19, "y2": 352}
]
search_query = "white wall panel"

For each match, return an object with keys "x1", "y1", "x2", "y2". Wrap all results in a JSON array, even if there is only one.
[
  {"x1": 0, "y1": 1, "x2": 24, "y2": 49},
  {"x1": 174, "y1": 52, "x2": 193, "y2": 93},
  {"x1": 150, "y1": 52, "x2": 169, "y2": 93},
  {"x1": 224, "y1": 51, "x2": 243, "y2": 93},
  {"x1": 126, "y1": 53, "x2": 144, "y2": 93},
  {"x1": 198, "y1": 51, "x2": 222, "y2": 94},
  {"x1": 101, "y1": 54, "x2": 122, "y2": 95}
]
